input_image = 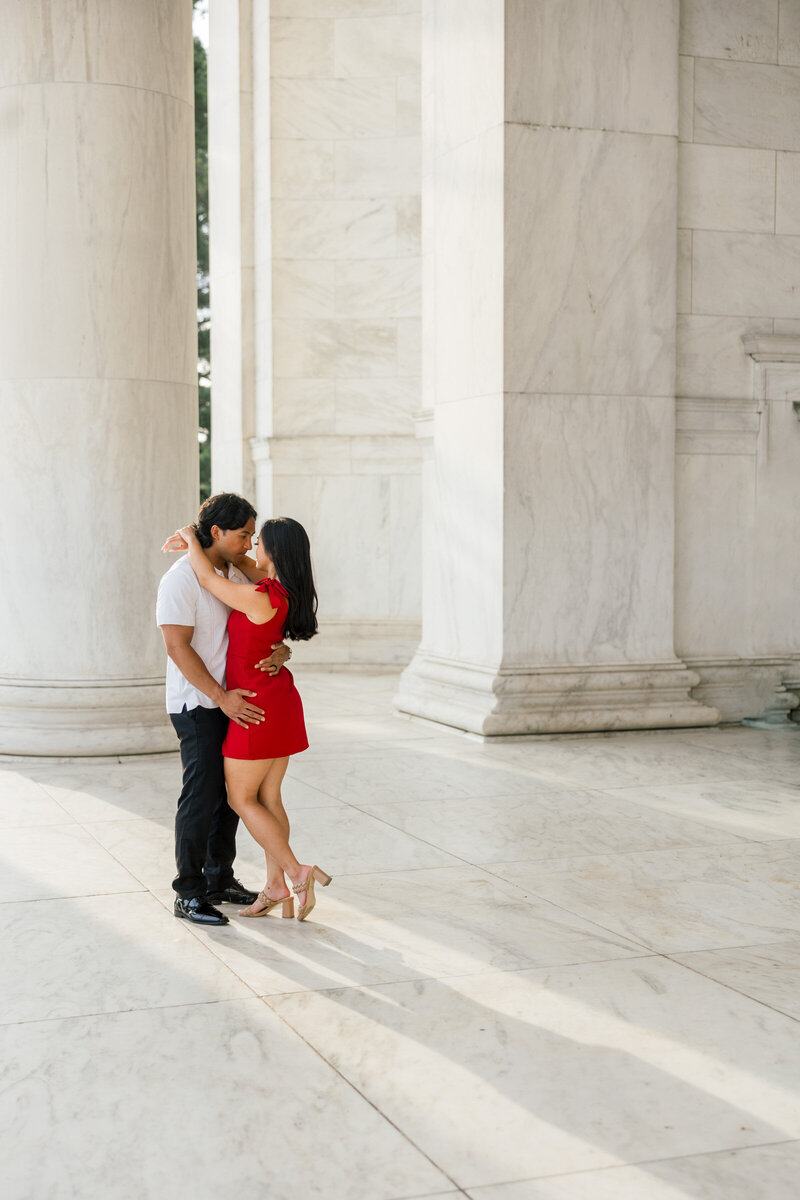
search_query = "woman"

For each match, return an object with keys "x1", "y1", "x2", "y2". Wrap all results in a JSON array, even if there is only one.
[{"x1": 176, "y1": 516, "x2": 331, "y2": 921}]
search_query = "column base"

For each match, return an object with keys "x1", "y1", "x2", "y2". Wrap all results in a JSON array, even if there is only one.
[
  {"x1": 0, "y1": 679, "x2": 174, "y2": 757},
  {"x1": 683, "y1": 657, "x2": 800, "y2": 725},
  {"x1": 394, "y1": 653, "x2": 719, "y2": 736}
]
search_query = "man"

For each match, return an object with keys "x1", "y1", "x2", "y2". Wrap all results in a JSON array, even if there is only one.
[{"x1": 156, "y1": 492, "x2": 291, "y2": 926}]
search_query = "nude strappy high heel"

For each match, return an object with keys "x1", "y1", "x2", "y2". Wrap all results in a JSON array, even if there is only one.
[
  {"x1": 239, "y1": 889, "x2": 295, "y2": 919},
  {"x1": 292, "y1": 866, "x2": 332, "y2": 921}
]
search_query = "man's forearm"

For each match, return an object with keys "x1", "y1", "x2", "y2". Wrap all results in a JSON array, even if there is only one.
[{"x1": 167, "y1": 643, "x2": 226, "y2": 705}]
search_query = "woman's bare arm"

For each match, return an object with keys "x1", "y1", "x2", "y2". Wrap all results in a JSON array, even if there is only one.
[{"x1": 180, "y1": 527, "x2": 277, "y2": 624}]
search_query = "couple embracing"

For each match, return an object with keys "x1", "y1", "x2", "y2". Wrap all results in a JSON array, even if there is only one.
[{"x1": 156, "y1": 492, "x2": 331, "y2": 928}]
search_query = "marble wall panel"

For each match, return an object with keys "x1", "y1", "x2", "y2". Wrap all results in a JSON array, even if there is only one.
[
  {"x1": 503, "y1": 124, "x2": 677, "y2": 398},
  {"x1": 272, "y1": 260, "x2": 336, "y2": 319},
  {"x1": 397, "y1": 318, "x2": 422, "y2": 377},
  {"x1": 776, "y1": 151, "x2": 800, "y2": 234},
  {"x1": 335, "y1": 378, "x2": 418, "y2": 434},
  {"x1": 780, "y1": 0, "x2": 800, "y2": 64},
  {"x1": 270, "y1": 17, "x2": 334, "y2": 78},
  {"x1": 678, "y1": 144, "x2": 775, "y2": 232},
  {"x1": 270, "y1": 140, "x2": 336, "y2": 198},
  {"x1": 679, "y1": 0, "x2": 779, "y2": 63},
  {"x1": 0, "y1": 83, "x2": 195, "y2": 384},
  {"x1": 271, "y1": 198, "x2": 397, "y2": 258},
  {"x1": 272, "y1": 318, "x2": 398, "y2": 379},
  {"x1": 0, "y1": 0, "x2": 193, "y2": 101},
  {"x1": 397, "y1": 75, "x2": 422, "y2": 135},
  {"x1": 692, "y1": 231, "x2": 800, "y2": 318},
  {"x1": 335, "y1": 136, "x2": 421, "y2": 198},
  {"x1": 503, "y1": 394, "x2": 677, "y2": 665},
  {"x1": 676, "y1": 315, "x2": 771, "y2": 400},
  {"x1": 273, "y1": 379, "x2": 337, "y2": 436},
  {"x1": 505, "y1": 0, "x2": 678, "y2": 136},
  {"x1": 396, "y1": 196, "x2": 422, "y2": 256},
  {"x1": 335, "y1": 259, "x2": 421, "y2": 317},
  {"x1": 675, "y1": 454, "x2": 757, "y2": 658},
  {"x1": 694, "y1": 59, "x2": 800, "y2": 150},
  {"x1": 389, "y1": 474, "x2": 424, "y2": 617},
  {"x1": 291, "y1": 474, "x2": 394, "y2": 616},
  {"x1": 270, "y1": 78, "x2": 397, "y2": 138},
  {"x1": 333, "y1": 13, "x2": 421, "y2": 78}
]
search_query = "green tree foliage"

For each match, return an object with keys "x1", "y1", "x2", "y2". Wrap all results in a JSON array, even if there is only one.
[{"x1": 194, "y1": 5, "x2": 211, "y2": 500}]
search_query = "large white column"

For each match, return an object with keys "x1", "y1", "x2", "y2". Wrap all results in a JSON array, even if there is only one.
[
  {"x1": 396, "y1": 0, "x2": 718, "y2": 735},
  {"x1": 0, "y1": 0, "x2": 198, "y2": 755}
]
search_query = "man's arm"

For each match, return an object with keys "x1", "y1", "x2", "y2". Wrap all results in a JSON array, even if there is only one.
[{"x1": 159, "y1": 625, "x2": 265, "y2": 728}]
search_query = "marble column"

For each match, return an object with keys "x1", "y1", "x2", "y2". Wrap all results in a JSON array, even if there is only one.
[
  {"x1": 396, "y1": 0, "x2": 719, "y2": 735},
  {"x1": 0, "y1": 0, "x2": 198, "y2": 755}
]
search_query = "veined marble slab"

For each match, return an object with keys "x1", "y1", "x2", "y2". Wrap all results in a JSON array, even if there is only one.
[
  {"x1": 466, "y1": 1140, "x2": 800, "y2": 1198},
  {"x1": 0, "y1": 892, "x2": 250, "y2": 1025},
  {"x1": 0, "y1": 998, "x2": 448, "y2": 1199},
  {"x1": 268, "y1": 957, "x2": 800, "y2": 1187},
  {"x1": 358, "y1": 789, "x2": 747, "y2": 867},
  {"x1": 169, "y1": 866, "x2": 643, "y2": 998},
  {"x1": 491, "y1": 839, "x2": 800, "y2": 953}
]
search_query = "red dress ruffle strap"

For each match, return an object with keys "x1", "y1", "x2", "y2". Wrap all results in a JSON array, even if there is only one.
[{"x1": 255, "y1": 577, "x2": 289, "y2": 601}]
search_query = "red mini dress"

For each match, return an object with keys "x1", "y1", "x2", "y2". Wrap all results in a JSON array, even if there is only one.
[{"x1": 221, "y1": 577, "x2": 309, "y2": 761}]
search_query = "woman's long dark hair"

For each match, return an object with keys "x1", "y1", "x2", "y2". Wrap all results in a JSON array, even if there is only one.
[{"x1": 259, "y1": 517, "x2": 318, "y2": 641}]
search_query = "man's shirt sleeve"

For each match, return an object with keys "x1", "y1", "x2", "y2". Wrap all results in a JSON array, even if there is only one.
[{"x1": 156, "y1": 566, "x2": 198, "y2": 628}]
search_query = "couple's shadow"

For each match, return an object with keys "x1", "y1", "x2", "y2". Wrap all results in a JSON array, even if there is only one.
[{"x1": 219, "y1": 903, "x2": 796, "y2": 1196}]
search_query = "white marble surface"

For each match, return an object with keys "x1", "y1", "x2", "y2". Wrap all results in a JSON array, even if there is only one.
[
  {"x1": 678, "y1": 144, "x2": 775, "y2": 233},
  {"x1": 694, "y1": 58, "x2": 800, "y2": 151},
  {"x1": 466, "y1": 1142, "x2": 800, "y2": 1198},
  {"x1": 693, "y1": 231, "x2": 800, "y2": 318},
  {"x1": 503, "y1": 126, "x2": 677, "y2": 397},
  {"x1": 505, "y1": 0, "x2": 678, "y2": 135},
  {"x1": 268, "y1": 956, "x2": 800, "y2": 1187},
  {"x1": 0, "y1": 0, "x2": 194, "y2": 100},
  {"x1": 492, "y1": 840, "x2": 800, "y2": 953},
  {"x1": 0, "y1": 1, "x2": 197, "y2": 756},
  {"x1": 4, "y1": 673, "x2": 800, "y2": 1197},
  {"x1": 502, "y1": 394, "x2": 678, "y2": 665},
  {"x1": 1, "y1": 998, "x2": 448, "y2": 1200},
  {"x1": 680, "y1": 0, "x2": 779, "y2": 63},
  {"x1": 776, "y1": 150, "x2": 800, "y2": 234}
]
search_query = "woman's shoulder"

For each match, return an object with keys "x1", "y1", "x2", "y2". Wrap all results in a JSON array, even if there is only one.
[{"x1": 255, "y1": 577, "x2": 289, "y2": 601}]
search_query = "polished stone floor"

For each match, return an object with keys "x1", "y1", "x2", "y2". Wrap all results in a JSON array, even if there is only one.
[{"x1": 2, "y1": 672, "x2": 800, "y2": 1199}]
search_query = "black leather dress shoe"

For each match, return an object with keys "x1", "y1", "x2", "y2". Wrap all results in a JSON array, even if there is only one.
[
  {"x1": 174, "y1": 896, "x2": 229, "y2": 925},
  {"x1": 205, "y1": 878, "x2": 259, "y2": 906}
]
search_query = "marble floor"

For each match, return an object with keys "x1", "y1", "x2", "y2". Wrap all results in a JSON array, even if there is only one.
[{"x1": 2, "y1": 671, "x2": 800, "y2": 1200}]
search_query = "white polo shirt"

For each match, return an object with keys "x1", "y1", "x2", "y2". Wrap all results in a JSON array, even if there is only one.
[{"x1": 156, "y1": 556, "x2": 248, "y2": 714}]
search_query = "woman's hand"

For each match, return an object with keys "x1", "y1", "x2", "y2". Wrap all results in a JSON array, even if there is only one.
[{"x1": 161, "y1": 529, "x2": 189, "y2": 553}]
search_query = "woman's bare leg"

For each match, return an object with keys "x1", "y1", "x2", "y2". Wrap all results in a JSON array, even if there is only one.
[
  {"x1": 224, "y1": 758, "x2": 312, "y2": 904},
  {"x1": 258, "y1": 757, "x2": 291, "y2": 898}
]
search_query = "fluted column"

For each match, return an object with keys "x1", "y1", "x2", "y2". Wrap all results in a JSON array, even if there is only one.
[
  {"x1": 396, "y1": 0, "x2": 719, "y2": 735},
  {"x1": 0, "y1": 0, "x2": 198, "y2": 754}
]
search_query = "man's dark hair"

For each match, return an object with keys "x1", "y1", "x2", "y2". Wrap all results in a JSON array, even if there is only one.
[{"x1": 193, "y1": 493, "x2": 257, "y2": 548}]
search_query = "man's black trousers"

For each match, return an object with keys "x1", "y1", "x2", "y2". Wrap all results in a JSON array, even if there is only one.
[{"x1": 169, "y1": 705, "x2": 239, "y2": 900}]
